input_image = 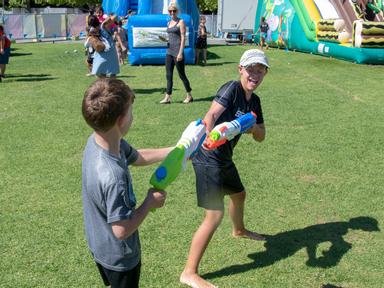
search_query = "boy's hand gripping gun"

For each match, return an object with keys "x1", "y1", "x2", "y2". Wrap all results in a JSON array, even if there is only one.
[
  {"x1": 204, "y1": 112, "x2": 257, "y2": 150},
  {"x1": 150, "y1": 119, "x2": 206, "y2": 190}
]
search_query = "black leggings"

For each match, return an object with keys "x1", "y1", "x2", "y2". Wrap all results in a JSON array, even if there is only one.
[{"x1": 165, "y1": 54, "x2": 192, "y2": 95}]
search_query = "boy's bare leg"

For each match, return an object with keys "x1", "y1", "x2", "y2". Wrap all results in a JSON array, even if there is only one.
[
  {"x1": 195, "y1": 48, "x2": 200, "y2": 64},
  {"x1": 202, "y1": 49, "x2": 207, "y2": 65},
  {"x1": 180, "y1": 209, "x2": 223, "y2": 288},
  {"x1": 0, "y1": 64, "x2": 5, "y2": 76},
  {"x1": 229, "y1": 191, "x2": 265, "y2": 240}
]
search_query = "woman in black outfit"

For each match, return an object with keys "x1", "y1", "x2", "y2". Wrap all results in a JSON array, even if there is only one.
[{"x1": 160, "y1": 3, "x2": 193, "y2": 104}]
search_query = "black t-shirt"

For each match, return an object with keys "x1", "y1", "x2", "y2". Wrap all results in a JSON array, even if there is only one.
[
  {"x1": 260, "y1": 22, "x2": 269, "y2": 33},
  {"x1": 192, "y1": 80, "x2": 264, "y2": 167}
]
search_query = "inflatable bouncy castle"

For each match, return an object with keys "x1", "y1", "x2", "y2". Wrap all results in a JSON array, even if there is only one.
[
  {"x1": 255, "y1": 0, "x2": 384, "y2": 64},
  {"x1": 102, "y1": 0, "x2": 199, "y2": 65}
]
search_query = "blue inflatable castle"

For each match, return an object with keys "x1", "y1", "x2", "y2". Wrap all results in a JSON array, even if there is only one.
[{"x1": 102, "y1": 0, "x2": 200, "y2": 65}]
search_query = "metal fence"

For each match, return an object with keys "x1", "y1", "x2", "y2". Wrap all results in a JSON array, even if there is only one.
[
  {"x1": 1, "y1": 12, "x2": 218, "y2": 41},
  {"x1": 2, "y1": 13, "x2": 87, "y2": 40}
]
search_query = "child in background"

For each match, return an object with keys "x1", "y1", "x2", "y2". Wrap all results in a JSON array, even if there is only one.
[
  {"x1": 195, "y1": 16, "x2": 208, "y2": 65},
  {"x1": 92, "y1": 15, "x2": 120, "y2": 78},
  {"x1": 114, "y1": 21, "x2": 128, "y2": 65},
  {"x1": 95, "y1": 6, "x2": 107, "y2": 24},
  {"x1": 0, "y1": 25, "x2": 11, "y2": 82},
  {"x1": 82, "y1": 78, "x2": 172, "y2": 288},
  {"x1": 180, "y1": 49, "x2": 269, "y2": 288},
  {"x1": 257, "y1": 17, "x2": 269, "y2": 50},
  {"x1": 84, "y1": 15, "x2": 105, "y2": 76}
]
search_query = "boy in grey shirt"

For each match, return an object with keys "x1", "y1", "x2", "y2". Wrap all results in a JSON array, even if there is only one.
[{"x1": 82, "y1": 78, "x2": 172, "y2": 287}]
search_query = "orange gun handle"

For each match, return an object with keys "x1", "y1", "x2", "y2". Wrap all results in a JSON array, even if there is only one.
[{"x1": 204, "y1": 137, "x2": 227, "y2": 150}]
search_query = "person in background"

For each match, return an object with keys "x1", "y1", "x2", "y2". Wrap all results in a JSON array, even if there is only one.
[
  {"x1": 256, "y1": 17, "x2": 269, "y2": 50},
  {"x1": 0, "y1": 25, "x2": 11, "y2": 82},
  {"x1": 114, "y1": 21, "x2": 128, "y2": 65},
  {"x1": 92, "y1": 15, "x2": 120, "y2": 78},
  {"x1": 84, "y1": 15, "x2": 106, "y2": 77},
  {"x1": 95, "y1": 6, "x2": 107, "y2": 24},
  {"x1": 159, "y1": 3, "x2": 193, "y2": 104},
  {"x1": 195, "y1": 16, "x2": 208, "y2": 66},
  {"x1": 124, "y1": 9, "x2": 134, "y2": 22}
]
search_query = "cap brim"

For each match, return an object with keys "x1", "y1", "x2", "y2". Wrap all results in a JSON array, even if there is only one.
[{"x1": 242, "y1": 60, "x2": 270, "y2": 68}]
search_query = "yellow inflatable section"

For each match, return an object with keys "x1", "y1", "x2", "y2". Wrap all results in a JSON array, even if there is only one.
[{"x1": 303, "y1": 0, "x2": 321, "y2": 23}]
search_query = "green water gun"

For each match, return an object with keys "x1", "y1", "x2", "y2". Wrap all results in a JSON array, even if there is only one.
[{"x1": 150, "y1": 119, "x2": 206, "y2": 190}]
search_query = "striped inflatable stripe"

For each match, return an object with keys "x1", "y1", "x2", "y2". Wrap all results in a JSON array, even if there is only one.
[
  {"x1": 360, "y1": 37, "x2": 384, "y2": 47},
  {"x1": 360, "y1": 22, "x2": 384, "y2": 35},
  {"x1": 318, "y1": 20, "x2": 337, "y2": 31},
  {"x1": 317, "y1": 31, "x2": 339, "y2": 43}
]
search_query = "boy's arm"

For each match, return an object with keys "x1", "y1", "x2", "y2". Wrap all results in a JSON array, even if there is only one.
[
  {"x1": 111, "y1": 188, "x2": 166, "y2": 240},
  {"x1": 247, "y1": 123, "x2": 266, "y2": 142},
  {"x1": 0, "y1": 37, "x2": 4, "y2": 54},
  {"x1": 133, "y1": 147, "x2": 173, "y2": 166},
  {"x1": 203, "y1": 101, "x2": 226, "y2": 132}
]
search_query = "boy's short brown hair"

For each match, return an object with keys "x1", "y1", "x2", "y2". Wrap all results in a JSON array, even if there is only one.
[{"x1": 82, "y1": 78, "x2": 134, "y2": 132}]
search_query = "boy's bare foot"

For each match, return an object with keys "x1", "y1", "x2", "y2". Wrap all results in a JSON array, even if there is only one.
[
  {"x1": 180, "y1": 271, "x2": 217, "y2": 288},
  {"x1": 232, "y1": 229, "x2": 266, "y2": 241}
]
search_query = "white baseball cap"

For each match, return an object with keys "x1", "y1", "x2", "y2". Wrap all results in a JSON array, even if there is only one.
[{"x1": 239, "y1": 49, "x2": 270, "y2": 68}]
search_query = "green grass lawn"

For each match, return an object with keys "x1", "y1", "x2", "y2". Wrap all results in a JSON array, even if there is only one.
[{"x1": 1, "y1": 42, "x2": 383, "y2": 288}]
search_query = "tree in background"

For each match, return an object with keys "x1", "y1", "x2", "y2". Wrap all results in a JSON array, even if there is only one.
[{"x1": 196, "y1": 0, "x2": 217, "y2": 13}]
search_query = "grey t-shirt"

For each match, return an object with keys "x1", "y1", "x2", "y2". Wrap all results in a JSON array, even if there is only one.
[{"x1": 82, "y1": 134, "x2": 140, "y2": 271}]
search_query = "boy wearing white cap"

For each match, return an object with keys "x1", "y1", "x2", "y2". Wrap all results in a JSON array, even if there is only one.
[{"x1": 180, "y1": 49, "x2": 269, "y2": 288}]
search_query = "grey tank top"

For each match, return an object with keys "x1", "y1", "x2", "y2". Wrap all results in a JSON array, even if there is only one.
[{"x1": 167, "y1": 19, "x2": 181, "y2": 57}]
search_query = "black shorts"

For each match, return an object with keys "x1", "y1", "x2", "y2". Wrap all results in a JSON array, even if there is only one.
[
  {"x1": 193, "y1": 163, "x2": 244, "y2": 210},
  {"x1": 96, "y1": 261, "x2": 141, "y2": 288},
  {"x1": 195, "y1": 37, "x2": 207, "y2": 49}
]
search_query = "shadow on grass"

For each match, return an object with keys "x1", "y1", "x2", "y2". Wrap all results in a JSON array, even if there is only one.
[
  {"x1": 193, "y1": 95, "x2": 215, "y2": 102},
  {"x1": 196, "y1": 61, "x2": 236, "y2": 67},
  {"x1": 203, "y1": 216, "x2": 379, "y2": 280},
  {"x1": 207, "y1": 50, "x2": 221, "y2": 60},
  {"x1": 10, "y1": 52, "x2": 33, "y2": 57},
  {"x1": 4, "y1": 73, "x2": 56, "y2": 82},
  {"x1": 134, "y1": 87, "x2": 165, "y2": 95}
]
